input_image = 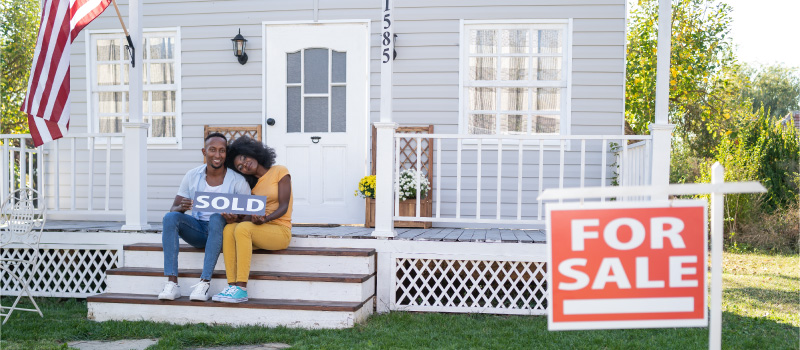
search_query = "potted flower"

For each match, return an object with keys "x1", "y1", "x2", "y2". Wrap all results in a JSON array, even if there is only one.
[{"x1": 357, "y1": 170, "x2": 432, "y2": 228}]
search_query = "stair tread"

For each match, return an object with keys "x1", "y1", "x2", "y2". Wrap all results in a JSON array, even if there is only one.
[
  {"x1": 124, "y1": 243, "x2": 375, "y2": 256},
  {"x1": 108, "y1": 267, "x2": 374, "y2": 283},
  {"x1": 88, "y1": 293, "x2": 372, "y2": 312}
]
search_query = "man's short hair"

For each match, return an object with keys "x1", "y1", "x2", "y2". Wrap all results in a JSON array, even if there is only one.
[{"x1": 205, "y1": 132, "x2": 227, "y2": 144}]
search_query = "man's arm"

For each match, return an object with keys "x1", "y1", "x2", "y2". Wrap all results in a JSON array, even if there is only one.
[{"x1": 170, "y1": 195, "x2": 192, "y2": 213}]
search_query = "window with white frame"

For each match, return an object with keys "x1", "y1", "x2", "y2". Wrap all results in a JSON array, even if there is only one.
[
  {"x1": 461, "y1": 22, "x2": 569, "y2": 135},
  {"x1": 88, "y1": 30, "x2": 180, "y2": 145}
]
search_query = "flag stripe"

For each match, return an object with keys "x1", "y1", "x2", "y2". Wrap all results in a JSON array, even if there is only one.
[{"x1": 21, "y1": 0, "x2": 111, "y2": 147}]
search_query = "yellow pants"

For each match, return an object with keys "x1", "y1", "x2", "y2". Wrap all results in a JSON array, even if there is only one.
[{"x1": 222, "y1": 222, "x2": 291, "y2": 283}]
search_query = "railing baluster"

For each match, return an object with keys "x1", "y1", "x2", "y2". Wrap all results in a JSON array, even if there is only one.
[
  {"x1": 27, "y1": 143, "x2": 34, "y2": 189},
  {"x1": 435, "y1": 138, "x2": 441, "y2": 218},
  {"x1": 620, "y1": 138, "x2": 627, "y2": 201},
  {"x1": 476, "y1": 138, "x2": 482, "y2": 220},
  {"x1": 2, "y1": 138, "x2": 8, "y2": 203},
  {"x1": 580, "y1": 139, "x2": 586, "y2": 205},
  {"x1": 88, "y1": 137, "x2": 95, "y2": 210},
  {"x1": 456, "y1": 137, "x2": 462, "y2": 219},
  {"x1": 601, "y1": 138, "x2": 607, "y2": 203},
  {"x1": 558, "y1": 139, "x2": 565, "y2": 204},
  {"x1": 496, "y1": 139, "x2": 502, "y2": 220},
  {"x1": 105, "y1": 136, "x2": 111, "y2": 210},
  {"x1": 395, "y1": 134, "x2": 401, "y2": 217},
  {"x1": 37, "y1": 145, "x2": 43, "y2": 201},
  {"x1": 516, "y1": 139, "x2": 523, "y2": 220},
  {"x1": 415, "y1": 136, "x2": 422, "y2": 218},
  {"x1": 55, "y1": 141, "x2": 60, "y2": 210},
  {"x1": 71, "y1": 137, "x2": 76, "y2": 210},
  {"x1": 537, "y1": 139, "x2": 544, "y2": 220},
  {"x1": 20, "y1": 138, "x2": 27, "y2": 190}
]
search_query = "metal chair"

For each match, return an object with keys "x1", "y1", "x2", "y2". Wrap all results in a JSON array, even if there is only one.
[{"x1": 0, "y1": 188, "x2": 46, "y2": 324}]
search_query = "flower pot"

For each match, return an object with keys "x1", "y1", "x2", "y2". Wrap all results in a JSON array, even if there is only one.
[{"x1": 365, "y1": 198, "x2": 432, "y2": 229}]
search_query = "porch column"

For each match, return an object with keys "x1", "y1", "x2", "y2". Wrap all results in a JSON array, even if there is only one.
[
  {"x1": 372, "y1": 122, "x2": 397, "y2": 238},
  {"x1": 121, "y1": 0, "x2": 150, "y2": 230},
  {"x1": 650, "y1": 0, "x2": 675, "y2": 200}
]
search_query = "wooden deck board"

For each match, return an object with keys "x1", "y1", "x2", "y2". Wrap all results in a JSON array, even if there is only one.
[{"x1": 42, "y1": 221, "x2": 546, "y2": 244}]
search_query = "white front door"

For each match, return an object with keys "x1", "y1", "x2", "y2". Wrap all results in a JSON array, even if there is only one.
[{"x1": 264, "y1": 22, "x2": 369, "y2": 224}]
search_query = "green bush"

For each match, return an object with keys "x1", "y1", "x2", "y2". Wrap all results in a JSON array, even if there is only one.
[{"x1": 700, "y1": 110, "x2": 800, "y2": 252}]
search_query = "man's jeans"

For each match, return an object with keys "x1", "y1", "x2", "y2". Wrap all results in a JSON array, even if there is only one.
[{"x1": 162, "y1": 212, "x2": 226, "y2": 281}]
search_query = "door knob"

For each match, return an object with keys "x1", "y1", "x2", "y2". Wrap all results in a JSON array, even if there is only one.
[{"x1": 266, "y1": 118, "x2": 276, "y2": 126}]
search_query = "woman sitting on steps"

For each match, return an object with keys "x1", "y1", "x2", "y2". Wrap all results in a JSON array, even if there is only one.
[{"x1": 212, "y1": 136, "x2": 293, "y2": 303}]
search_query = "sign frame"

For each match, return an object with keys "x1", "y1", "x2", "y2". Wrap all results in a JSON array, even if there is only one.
[{"x1": 546, "y1": 199, "x2": 708, "y2": 331}]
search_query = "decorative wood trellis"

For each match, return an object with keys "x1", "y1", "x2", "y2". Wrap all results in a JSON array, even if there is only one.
[
  {"x1": 392, "y1": 255, "x2": 547, "y2": 315},
  {"x1": 204, "y1": 125, "x2": 262, "y2": 144},
  {"x1": 371, "y1": 125, "x2": 434, "y2": 228}
]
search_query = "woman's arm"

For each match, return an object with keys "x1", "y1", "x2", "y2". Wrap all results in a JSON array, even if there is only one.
[{"x1": 251, "y1": 175, "x2": 291, "y2": 224}]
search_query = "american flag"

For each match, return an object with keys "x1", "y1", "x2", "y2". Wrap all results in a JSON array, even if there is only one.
[{"x1": 21, "y1": 0, "x2": 112, "y2": 147}]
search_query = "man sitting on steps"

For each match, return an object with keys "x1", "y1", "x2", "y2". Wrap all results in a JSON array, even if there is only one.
[{"x1": 158, "y1": 132, "x2": 251, "y2": 301}]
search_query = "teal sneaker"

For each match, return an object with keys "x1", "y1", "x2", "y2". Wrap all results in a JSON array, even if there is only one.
[
  {"x1": 219, "y1": 285, "x2": 248, "y2": 303},
  {"x1": 211, "y1": 285, "x2": 235, "y2": 302}
]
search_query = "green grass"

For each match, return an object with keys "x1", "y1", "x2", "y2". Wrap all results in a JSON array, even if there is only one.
[{"x1": 1, "y1": 251, "x2": 797, "y2": 350}]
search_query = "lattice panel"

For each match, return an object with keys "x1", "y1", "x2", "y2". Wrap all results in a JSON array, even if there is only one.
[
  {"x1": 1, "y1": 247, "x2": 120, "y2": 298},
  {"x1": 204, "y1": 125, "x2": 262, "y2": 143},
  {"x1": 394, "y1": 258, "x2": 547, "y2": 313}
]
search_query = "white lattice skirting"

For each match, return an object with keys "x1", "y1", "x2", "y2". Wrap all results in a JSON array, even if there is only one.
[
  {"x1": 392, "y1": 255, "x2": 547, "y2": 315},
  {"x1": 1, "y1": 246, "x2": 120, "y2": 298}
]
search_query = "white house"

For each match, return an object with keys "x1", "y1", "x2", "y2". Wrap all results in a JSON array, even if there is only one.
[{"x1": 1, "y1": 0, "x2": 674, "y2": 327}]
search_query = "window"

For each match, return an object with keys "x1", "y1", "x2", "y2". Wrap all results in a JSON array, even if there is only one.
[
  {"x1": 88, "y1": 29, "x2": 181, "y2": 145},
  {"x1": 286, "y1": 48, "x2": 347, "y2": 133},
  {"x1": 461, "y1": 22, "x2": 570, "y2": 135}
]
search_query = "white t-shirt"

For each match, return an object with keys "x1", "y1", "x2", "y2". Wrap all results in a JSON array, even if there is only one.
[{"x1": 197, "y1": 181, "x2": 223, "y2": 221}]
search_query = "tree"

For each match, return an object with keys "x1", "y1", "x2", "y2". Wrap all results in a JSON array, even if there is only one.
[
  {"x1": 741, "y1": 64, "x2": 800, "y2": 119},
  {"x1": 626, "y1": 0, "x2": 741, "y2": 157},
  {"x1": 1, "y1": 0, "x2": 40, "y2": 135}
]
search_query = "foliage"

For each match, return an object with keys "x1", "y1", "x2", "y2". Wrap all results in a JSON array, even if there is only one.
[
  {"x1": 699, "y1": 110, "x2": 799, "y2": 251},
  {"x1": 396, "y1": 169, "x2": 429, "y2": 201},
  {"x1": 739, "y1": 64, "x2": 800, "y2": 119},
  {"x1": 0, "y1": 0, "x2": 39, "y2": 134},
  {"x1": 355, "y1": 175, "x2": 376, "y2": 199},
  {"x1": 626, "y1": 0, "x2": 742, "y2": 157}
]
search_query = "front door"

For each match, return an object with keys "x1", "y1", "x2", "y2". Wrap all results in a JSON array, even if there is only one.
[{"x1": 264, "y1": 22, "x2": 368, "y2": 224}]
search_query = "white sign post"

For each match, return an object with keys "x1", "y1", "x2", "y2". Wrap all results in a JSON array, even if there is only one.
[{"x1": 540, "y1": 162, "x2": 766, "y2": 350}]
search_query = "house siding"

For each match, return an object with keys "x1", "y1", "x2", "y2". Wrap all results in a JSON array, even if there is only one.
[{"x1": 57, "y1": 0, "x2": 626, "y2": 222}]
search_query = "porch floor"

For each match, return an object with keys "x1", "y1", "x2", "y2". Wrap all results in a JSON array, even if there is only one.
[{"x1": 43, "y1": 221, "x2": 546, "y2": 243}]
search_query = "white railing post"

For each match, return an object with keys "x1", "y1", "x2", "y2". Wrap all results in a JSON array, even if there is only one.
[
  {"x1": 649, "y1": 123, "x2": 674, "y2": 200},
  {"x1": 121, "y1": 0, "x2": 150, "y2": 230},
  {"x1": 709, "y1": 163, "x2": 724, "y2": 350},
  {"x1": 19, "y1": 137, "x2": 27, "y2": 190},
  {"x1": 372, "y1": 122, "x2": 397, "y2": 238}
]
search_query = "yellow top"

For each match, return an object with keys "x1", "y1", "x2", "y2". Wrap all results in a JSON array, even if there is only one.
[{"x1": 253, "y1": 165, "x2": 293, "y2": 228}]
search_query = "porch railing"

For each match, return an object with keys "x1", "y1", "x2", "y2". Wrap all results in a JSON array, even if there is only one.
[
  {"x1": 1, "y1": 133, "x2": 125, "y2": 220},
  {"x1": 391, "y1": 133, "x2": 653, "y2": 227}
]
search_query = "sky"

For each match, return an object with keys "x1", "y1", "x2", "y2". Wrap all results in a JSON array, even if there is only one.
[{"x1": 724, "y1": 0, "x2": 800, "y2": 68}]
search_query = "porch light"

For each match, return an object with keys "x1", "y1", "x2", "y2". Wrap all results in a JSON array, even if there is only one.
[{"x1": 231, "y1": 29, "x2": 248, "y2": 65}]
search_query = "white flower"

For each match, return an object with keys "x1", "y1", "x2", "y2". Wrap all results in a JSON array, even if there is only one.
[{"x1": 396, "y1": 169, "x2": 430, "y2": 201}]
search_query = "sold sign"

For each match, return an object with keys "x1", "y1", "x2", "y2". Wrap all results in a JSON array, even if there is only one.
[
  {"x1": 192, "y1": 192, "x2": 266, "y2": 215},
  {"x1": 547, "y1": 200, "x2": 707, "y2": 330}
]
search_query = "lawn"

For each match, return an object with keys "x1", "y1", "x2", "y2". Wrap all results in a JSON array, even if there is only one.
[{"x1": 0, "y1": 251, "x2": 797, "y2": 350}]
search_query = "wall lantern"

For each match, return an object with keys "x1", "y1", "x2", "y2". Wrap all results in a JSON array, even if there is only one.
[{"x1": 231, "y1": 29, "x2": 248, "y2": 65}]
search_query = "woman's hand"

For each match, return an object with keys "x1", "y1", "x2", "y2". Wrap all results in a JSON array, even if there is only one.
[
  {"x1": 250, "y1": 215, "x2": 268, "y2": 225},
  {"x1": 221, "y1": 213, "x2": 240, "y2": 224}
]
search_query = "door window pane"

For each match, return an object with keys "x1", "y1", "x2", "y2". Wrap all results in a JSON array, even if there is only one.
[
  {"x1": 331, "y1": 86, "x2": 346, "y2": 132},
  {"x1": 287, "y1": 87, "x2": 301, "y2": 133},
  {"x1": 304, "y1": 97, "x2": 328, "y2": 132},
  {"x1": 304, "y1": 48, "x2": 328, "y2": 93},
  {"x1": 287, "y1": 51, "x2": 301, "y2": 84},
  {"x1": 332, "y1": 51, "x2": 346, "y2": 83}
]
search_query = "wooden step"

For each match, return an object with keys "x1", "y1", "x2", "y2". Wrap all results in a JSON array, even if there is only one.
[
  {"x1": 122, "y1": 244, "x2": 376, "y2": 274},
  {"x1": 87, "y1": 293, "x2": 373, "y2": 329},
  {"x1": 105, "y1": 268, "x2": 375, "y2": 302}
]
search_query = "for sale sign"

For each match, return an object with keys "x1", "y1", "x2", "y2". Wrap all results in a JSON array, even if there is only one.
[{"x1": 547, "y1": 200, "x2": 707, "y2": 331}]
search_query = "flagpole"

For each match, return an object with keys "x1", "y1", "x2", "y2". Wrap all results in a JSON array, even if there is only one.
[{"x1": 111, "y1": 0, "x2": 135, "y2": 67}]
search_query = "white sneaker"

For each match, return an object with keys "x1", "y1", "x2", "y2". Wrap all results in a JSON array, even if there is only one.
[
  {"x1": 189, "y1": 281, "x2": 211, "y2": 301},
  {"x1": 158, "y1": 281, "x2": 181, "y2": 300}
]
